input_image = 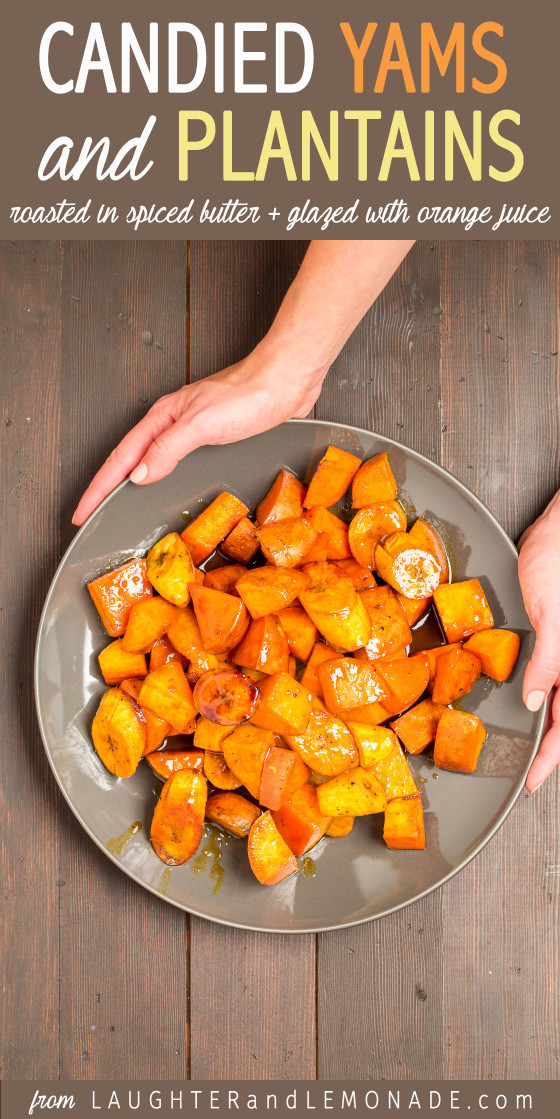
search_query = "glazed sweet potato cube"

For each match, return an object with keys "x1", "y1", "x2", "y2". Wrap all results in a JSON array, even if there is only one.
[
  {"x1": 424, "y1": 642, "x2": 463, "y2": 689},
  {"x1": 384, "y1": 795, "x2": 425, "y2": 850},
  {"x1": 318, "y1": 657, "x2": 389, "y2": 714},
  {"x1": 272, "y1": 784, "x2": 332, "y2": 855},
  {"x1": 223, "y1": 725, "x2": 276, "y2": 798},
  {"x1": 139, "y1": 662, "x2": 198, "y2": 733},
  {"x1": 166, "y1": 607, "x2": 222, "y2": 674},
  {"x1": 119, "y1": 678, "x2": 171, "y2": 755},
  {"x1": 326, "y1": 816, "x2": 354, "y2": 837},
  {"x1": 98, "y1": 639, "x2": 147, "y2": 686},
  {"x1": 300, "y1": 642, "x2": 337, "y2": 697},
  {"x1": 433, "y1": 708, "x2": 486, "y2": 773},
  {"x1": 299, "y1": 562, "x2": 371, "y2": 652},
  {"x1": 433, "y1": 578, "x2": 494, "y2": 643},
  {"x1": 256, "y1": 469, "x2": 306, "y2": 526},
  {"x1": 333, "y1": 558, "x2": 377, "y2": 590},
  {"x1": 301, "y1": 506, "x2": 351, "y2": 562},
  {"x1": 463, "y1": 629, "x2": 520, "y2": 682},
  {"x1": 359, "y1": 585, "x2": 412, "y2": 660},
  {"x1": 375, "y1": 533, "x2": 442, "y2": 600},
  {"x1": 317, "y1": 768, "x2": 387, "y2": 817},
  {"x1": 150, "y1": 771, "x2": 207, "y2": 865},
  {"x1": 432, "y1": 647, "x2": 482, "y2": 704},
  {"x1": 375, "y1": 654, "x2": 430, "y2": 715},
  {"x1": 220, "y1": 518, "x2": 260, "y2": 564},
  {"x1": 409, "y1": 518, "x2": 449, "y2": 583},
  {"x1": 122, "y1": 597, "x2": 177, "y2": 654},
  {"x1": 236, "y1": 567, "x2": 307, "y2": 619},
  {"x1": 232, "y1": 614, "x2": 290, "y2": 676},
  {"x1": 348, "y1": 501, "x2": 407, "y2": 568},
  {"x1": 147, "y1": 748, "x2": 205, "y2": 779},
  {"x1": 193, "y1": 668, "x2": 259, "y2": 725},
  {"x1": 193, "y1": 717, "x2": 234, "y2": 753},
  {"x1": 391, "y1": 697, "x2": 446, "y2": 754},
  {"x1": 257, "y1": 517, "x2": 318, "y2": 567},
  {"x1": 352, "y1": 452, "x2": 397, "y2": 507},
  {"x1": 203, "y1": 564, "x2": 246, "y2": 595},
  {"x1": 189, "y1": 584, "x2": 249, "y2": 654},
  {"x1": 149, "y1": 635, "x2": 187, "y2": 671},
  {"x1": 251, "y1": 673, "x2": 313, "y2": 735},
  {"x1": 88, "y1": 558, "x2": 152, "y2": 637},
  {"x1": 285, "y1": 709, "x2": 359, "y2": 776},
  {"x1": 91, "y1": 688, "x2": 147, "y2": 777},
  {"x1": 146, "y1": 533, "x2": 197, "y2": 607},
  {"x1": 181, "y1": 492, "x2": 249, "y2": 565},
  {"x1": 304, "y1": 445, "x2": 362, "y2": 509},
  {"x1": 346, "y1": 723, "x2": 397, "y2": 768},
  {"x1": 203, "y1": 750, "x2": 242, "y2": 790},
  {"x1": 205, "y1": 792, "x2": 261, "y2": 837},
  {"x1": 247, "y1": 811, "x2": 298, "y2": 885},
  {"x1": 397, "y1": 592, "x2": 432, "y2": 627},
  {"x1": 275, "y1": 606, "x2": 317, "y2": 664},
  {"x1": 367, "y1": 740, "x2": 418, "y2": 800},
  {"x1": 259, "y1": 746, "x2": 309, "y2": 810}
]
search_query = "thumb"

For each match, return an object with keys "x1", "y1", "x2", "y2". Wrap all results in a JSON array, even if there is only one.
[
  {"x1": 523, "y1": 614, "x2": 560, "y2": 711},
  {"x1": 130, "y1": 417, "x2": 202, "y2": 485}
]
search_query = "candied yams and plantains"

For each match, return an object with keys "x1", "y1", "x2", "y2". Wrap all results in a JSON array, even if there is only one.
[{"x1": 87, "y1": 447, "x2": 520, "y2": 886}]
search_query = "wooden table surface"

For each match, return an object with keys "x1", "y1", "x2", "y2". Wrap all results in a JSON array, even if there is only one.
[{"x1": 1, "y1": 240, "x2": 559, "y2": 1081}]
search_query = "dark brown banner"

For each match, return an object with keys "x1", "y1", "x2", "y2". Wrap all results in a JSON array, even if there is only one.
[
  {"x1": 1, "y1": 0, "x2": 558, "y2": 238},
  {"x1": 1, "y1": 1081, "x2": 557, "y2": 1119}
]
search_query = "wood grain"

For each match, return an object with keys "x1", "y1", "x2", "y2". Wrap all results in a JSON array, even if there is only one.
[{"x1": 188, "y1": 241, "x2": 316, "y2": 1080}]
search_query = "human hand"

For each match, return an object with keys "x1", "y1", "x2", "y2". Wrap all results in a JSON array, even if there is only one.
[
  {"x1": 72, "y1": 347, "x2": 326, "y2": 526},
  {"x1": 518, "y1": 490, "x2": 560, "y2": 791}
]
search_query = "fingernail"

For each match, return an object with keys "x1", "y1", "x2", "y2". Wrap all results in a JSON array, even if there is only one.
[
  {"x1": 130, "y1": 463, "x2": 148, "y2": 484},
  {"x1": 525, "y1": 690, "x2": 546, "y2": 712},
  {"x1": 71, "y1": 513, "x2": 78, "y2": 525},
  {"x1": 531, "y1": 780, "x2": 545, "y2": 793}
]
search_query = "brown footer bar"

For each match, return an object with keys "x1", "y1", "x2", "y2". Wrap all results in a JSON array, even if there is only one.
[{"x1": 1, "y1": 1082, "x2": 558, "y2": 1119}]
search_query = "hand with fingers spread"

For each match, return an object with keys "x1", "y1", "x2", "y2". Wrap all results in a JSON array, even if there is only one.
[
  {"x1": 518, "y1": 489, "x2": 560, "y2": 791},
  {"x1": 72, "y1": 239, "x2": 415, "y2": 526}
]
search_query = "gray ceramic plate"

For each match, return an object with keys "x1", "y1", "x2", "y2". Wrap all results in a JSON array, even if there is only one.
[{"x1": 35, "y1": 420, "x2": 544, "y2": 933}]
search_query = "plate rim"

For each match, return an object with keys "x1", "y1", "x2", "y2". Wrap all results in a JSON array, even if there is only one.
[{"x1": 34, "y1": 418, "x2": 545, "y2": 933}]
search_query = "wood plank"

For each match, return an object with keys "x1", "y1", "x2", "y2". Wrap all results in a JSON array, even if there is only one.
[
  {"x1": 56, "y1": 242, "x2": 190, "y2": 1079},
  {"x1": 188, "y1": 241, "x2": 316, "y2": 1080},
  {"x1": 0, "y1": 241, "x2": 62, "y2": 1078},
  {"x1": 317, "y1": 242, "x2": 446, "y2": 1079},
  {"x1": 439, "y1": 241, "x2": 560, "y2": 1079}
]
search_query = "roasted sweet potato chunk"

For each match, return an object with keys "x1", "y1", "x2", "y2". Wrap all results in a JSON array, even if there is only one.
[
  {"x1": 431, "y1": 647, "x2": 481, "y2": 704},
  {"x1": 352, "y1": 452, "x2": 397, "y2": 507},
  {"x1": 300, "y1": 642, "x2": 338, "y2": 697},
  {"x1": 205, "y1": 792, "x2": 261, "y2": 837},
  {"x1": 326, "y1": 816, "x2": 354, "y2": 837},
  {"x1": 275, "y1": 606, "x2": 317, "y2": 663},
  {"x1": 149, "y1": 634, "x2": 187, "y2": 671},
  {"x1": 333, "y1": 558, "x2": 377, "y2": 590},
  {"x1": 317, "y1": 768, "x2": 387, "y2": 817},
  {"x1": 251, "y1": 673, "x2": 313, "y2": 735},
  {"x1": 285, "y1": 709, "x2": 359, "y2": 776},
  {"x1": 299, "y1": 562, "x2": 371, "y2": 652},
  {"x1": 236, "y1": 567, "x2": 307, "y2": 619},
  {"x1": 98, "y1": 639, "x2": 147, "y2": 686},
  {"x1": 433, "y1": 578, "x2": 494, "y2": 643},
  {"x1": 304, "y1": 445, "x2": 362, "y2": 508},
  {"x1": 139, "y1": 662, "x2": 197, "y2": 733},
  {"x1": 122, "y1": 597, "x2": 177, "y2": 654},
  {"x1": 181, "y1": 492, "x2": 249, "y2": 564},
  {"x1": 367, "y1": 740, "x2": 418, "y2": 800},
  {"x1": 397, "y1": 592, "x2": 432, "y2": 627},
  {"x1": 193, "y1": 717, "x2": 234, "y2": 753},
  {"x1": 232, "y1": 615, "x2": 290, "y2": 676},
  {"x1": 384, "y1": 795, "x2": 425, "y2": 849},
  {"x1": 203, "y1": 750, "x2": 243, "y2": 790},
  {"x1": 203, "y1": 564, "x2": 245, "y2": 595},
  {"x1": 424, "y1": 642, "x2": 463, "y2": 689},
  {"x1": 433, "y1": 709, "x2": 486, "y2": 773},
  {"x1": 119, "y1": 677, "x2": 171, "y2": 755},
  {"x1": 259, "y1": 746, "x2": 309, "y2": 810},
  {"x1": 166, "y1": 607, "x2": 222, "y2": 674},
  {"x1": 346, "y1": 723, "x2": 397, "y2": 767},
  {"x1": 463, "y1": 629, "x2": 520, "y2": 681},
  {"x1": 391, "y1": 697, "x2": 446, "y2": 754},
  {"x1": 375, "y1": 533, "x2": 442, "y2": 600},
  {"x1": 359, "y1": 585, "x2": 412, "y2": 660},
  {"x1": 256, "y1": 470, "x2": 306, "y2": 526},
  {"x1": 319, "y1": 657, "x2": 389, "y2": 715},
  {"x1": 348, "y1": 501, "x2": 407, "y2": 568},
  {"x1": 223, "y1": 725, "x2": 276, "y2": 798},
  {"x1": 193, "y1": 668, "x2": 259, "y2": 725},
  {"x1": 147, "y1": 748, "x2": 205, "y2": 779},
  {"x1": 257, "y1": 517, "x2": 318, "y2": 567},
  {"x1": 374, "y1": 654, "x2": 430, "y2": 715},
  {"x1": 150, "y1": 771, "x2": 207, "y2": 865},
  {"x1": 302, "y1": 506, "x2": 351, "y2": 562},
  {"x1": 220, "y1": 518, "x2": 260, "y2": 564},
  {"x1": 88, "y1": 558, "x2": 152, "y2": 637},
  {"x1": 92, "y1": 688, "x2": 146, "y2": 777},
  {"x1": 189, "y1": 584, "x2": 249, "y2": 653},
  {"x1": 146, "y1": 533, "x2": 197, "y2": 606},
  {"x1": 247, "y1": 811, "x2": 299, "y2": 885},
  {"x1": 272, "y1": 784, "x2": 332, "y2": 855}
]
